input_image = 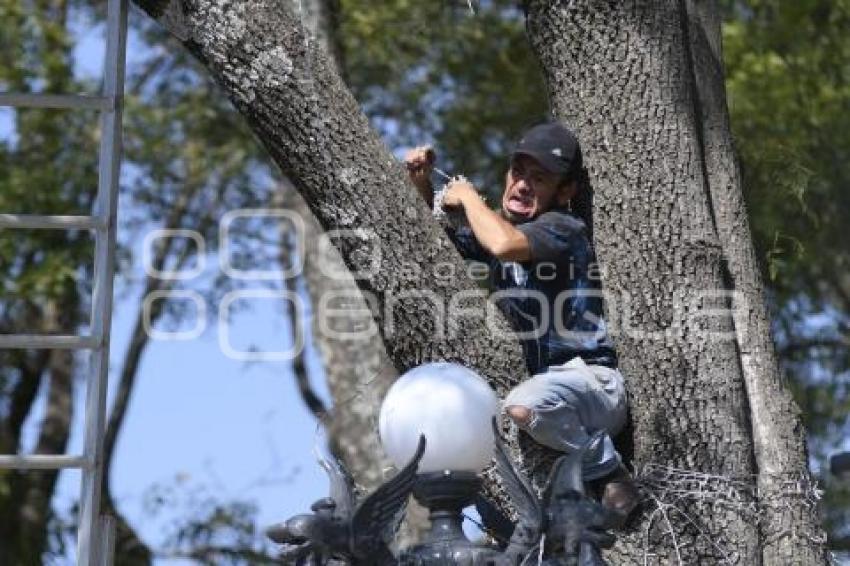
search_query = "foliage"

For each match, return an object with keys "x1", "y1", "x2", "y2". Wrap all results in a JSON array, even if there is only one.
[
  {"x1": 0, "y1": 1, "x2": 96, "y2": 560},
  {"x1": 338, "y1": 0, "x2": 549, "y2": 199},
  {"x1": 0, "y1": 0, "x2": 97, "y2": 330},
  {"x1": 143, "y1": 476, "x2": 278, "y2": 564}
]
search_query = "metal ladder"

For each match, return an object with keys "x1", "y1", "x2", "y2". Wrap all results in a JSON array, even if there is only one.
[{"x1": 0, "y1": 0, "x2": 129, "y2": 563}]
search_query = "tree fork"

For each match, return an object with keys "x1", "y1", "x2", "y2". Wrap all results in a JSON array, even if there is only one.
[{"x1": 133, "y1": 0, "x2": 530, "y2": 512}]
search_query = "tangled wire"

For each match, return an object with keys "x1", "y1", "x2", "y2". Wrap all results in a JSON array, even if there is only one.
[{"x1": 634, "y1": 463, "x2": 825, "y2": 565}]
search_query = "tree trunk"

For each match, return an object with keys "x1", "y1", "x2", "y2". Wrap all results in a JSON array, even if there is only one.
[
  {"x1": 682, "y1": 3, "x2": 827, "y2": 562},
  {"x1": 524, "y1": 0, "x2": 825, "y2": 563}
]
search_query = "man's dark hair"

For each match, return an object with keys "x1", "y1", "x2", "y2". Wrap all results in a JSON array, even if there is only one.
[{"x1": 558, "y1": 166, "x2": 594, "y2": 240}]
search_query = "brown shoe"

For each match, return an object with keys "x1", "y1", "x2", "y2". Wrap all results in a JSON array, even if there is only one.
[{"x1": 593, "y1": 465, "x2": 640, "y2": 528}]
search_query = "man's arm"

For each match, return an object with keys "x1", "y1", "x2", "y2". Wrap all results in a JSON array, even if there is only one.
[
  {"x1": 442, "y1": 181, "x2": 531, "y2": 262},
  {"x1": 403, "y1": 148, "x2": 496, "y2": 262}
]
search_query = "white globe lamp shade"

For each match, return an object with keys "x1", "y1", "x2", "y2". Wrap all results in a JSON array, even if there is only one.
[{"x1": 379, "y1": 362, "x2": 499, "y2": 474}]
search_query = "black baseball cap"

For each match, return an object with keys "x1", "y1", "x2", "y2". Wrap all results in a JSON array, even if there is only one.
[{"x1": 511, "y1": 122, "x2": 582, "y2": 177}]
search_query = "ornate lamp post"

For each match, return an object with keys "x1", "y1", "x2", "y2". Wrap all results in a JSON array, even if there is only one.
[{"x1": 267, "y1": 363, "x2": 618, "y2": 565}]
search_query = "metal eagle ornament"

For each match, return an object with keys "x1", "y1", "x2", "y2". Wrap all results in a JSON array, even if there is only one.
[
  {"x1": 267, "y1": 421, "x2": 619, "y2": 565},
  {"x1": 266, "y1": 435, "x2": 427, "y2": 565}
]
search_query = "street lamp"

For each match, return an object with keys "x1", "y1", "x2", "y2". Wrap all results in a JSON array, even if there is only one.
[
  {"x1": 379, "y1": 362, "x2": 499, "y2": 563},
  {"x1": 267, "y1": 362, "x2": 617, "y2": 565},
  {"x1": 379, "y1": 362, "x2": 498, "y2": 474}
]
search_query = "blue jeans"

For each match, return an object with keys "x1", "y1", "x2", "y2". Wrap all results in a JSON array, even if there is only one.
[{"x1": 504, "y1": 356, "x2": 628, "y2": 480}]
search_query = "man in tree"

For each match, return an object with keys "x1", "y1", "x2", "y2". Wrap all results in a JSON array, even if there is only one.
[{"x1": 405, "y1": 123, "x2": 639, "y2": 523}]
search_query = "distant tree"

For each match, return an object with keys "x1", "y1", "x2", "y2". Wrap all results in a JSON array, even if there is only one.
[
  {"x1": 0, "y1": 1, "x2": 96, "y2": 561},
  {"x1": 1, "y1": 2, "x2": 278, "y2": 562}
]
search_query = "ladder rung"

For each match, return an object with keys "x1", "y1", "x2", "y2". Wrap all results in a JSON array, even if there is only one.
[
  {"x1": 0, "y1": 334, "x2": 101, "y2": 350},
  {"x1": 0, "y1": 93, "x2": 113, "y2": 111},
  {"x1": 0, "y1": 214, "x2": 105, "y2": 230},
  {"x1": 0, "y1": 455, "x2": 88, "y2": 470}
]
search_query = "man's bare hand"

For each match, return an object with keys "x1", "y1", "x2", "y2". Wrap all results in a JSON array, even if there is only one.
[
  {"x1": 442, "y1": 178, "x2": 478, "y2": 209},
  {"x1": 403, "y1": 145, "x2": 436, "y2": 205}
]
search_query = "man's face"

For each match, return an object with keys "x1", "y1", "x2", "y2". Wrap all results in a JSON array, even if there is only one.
[{"x1": 501, "y1": 154, "x2": 565, "y2": 223}]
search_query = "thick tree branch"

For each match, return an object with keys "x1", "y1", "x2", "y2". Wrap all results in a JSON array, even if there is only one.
[{"x1": 131, "y1": 0, "x2": 529, "y2": 519}]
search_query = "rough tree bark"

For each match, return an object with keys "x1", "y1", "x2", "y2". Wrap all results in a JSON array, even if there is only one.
[
  {"x1": 683, "y1": 3, "x2": 826, "y2": 562},
  {"x1": 524, "y1": 0, "x2": 826, "y2": 563}
]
